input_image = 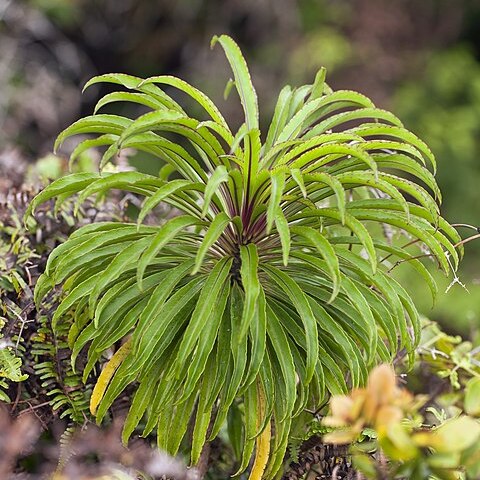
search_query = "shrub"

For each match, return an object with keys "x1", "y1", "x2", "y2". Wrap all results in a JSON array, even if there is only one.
[{"x1": 26, "y1": 35, "x2": 461, "y2": 478}]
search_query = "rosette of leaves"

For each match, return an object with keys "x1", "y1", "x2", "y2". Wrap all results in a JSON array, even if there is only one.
[{"x1": 26, "y1": 35, "x2": 461, "y2": 479}]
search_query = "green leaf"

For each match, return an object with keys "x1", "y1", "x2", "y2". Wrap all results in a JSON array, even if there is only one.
[
  {"x1": 191, "y1": 353, "x2": 217, "y2": 464},
  {"x1": 465, "y1": 378, "x2": 480, "y2": 417},
  {"x1": 310, "y1": 67, "x2": 327, "y2": 99},
  {"x1": 242, "y1": 287, "x2": 267, "y2": 390},
  {"x1": 83, "y1": 73, "x2": 183, "y2": 111},
  {"x1": 264, "y1": 86, "x2": 292, "y2": 153},
  {"x1": 25, "y1": 173, "x2": 101, "y2": 218},
  {"x1": 128, "y1": 278, "x2": 205, "y2": 375},
  {"x1": 137, "y1": 180, "x2": 195, "y2": 225},
  {"x1": 137, "y1": 215, "x2": 200, "y2": 289},
  {"x1": 211, "y1": 35, "x2": 259, "y2": 130},
  {"x1": 140, "y1": 75, "x2": 230, "y2": 131},
  {"x1": 94, "y1": 91, "x2": 167, "y2": 113},
  {"x1": 209, "y1": 285, "x2": 248, "y2": 439},
  {"x1": 266, "y1": 169, "x2": 286, "y2": 233},
  {"x1": 291, "y1": 168, "x2": 307, "y2": 198},
  {"x1": 275, "y1": 209, "x2": 291, "y2": 266},
  {"x1": 238, "y1": 244, "x2": 261, "y2": 340},
  {"x1": 179, "y1": 280, "x2": 230, "y2": 404},
  {"x1": 0, "y1": 349, "x2": 28, "y2": 382},
  {"x1": 130, "y1": 264, "x2": 194, "y2": 351},
  {"x1": 55, "y1": 115, "x2": 131, "y2": 152},
  {"x1": 174, "y1": 257, "x2": 233, "y2": 374},
  {"x1": 118, "y1": 109, "x2": 185, "y2": 144},
  {"x1": 192, "y1": 212, "x2": 231, "y2": 274},
  {"x1": 88, "y1": 236, "x2": 153, "y2": 318},
  {"x1": 202, "y1": 165, "x2": 229, "y2": 217},
  {"x1": 262, "y1": 265, "x2": 318, "y2": 383},
  {"x1": 122, "y1": 363, "x2": 160, "y2": 443},
  {"x1": 265, "y1": 305, "x2": 296, "y2": 419},
  {"x1": 290, "y1": 226, "x2": 341, "y2": 301}
]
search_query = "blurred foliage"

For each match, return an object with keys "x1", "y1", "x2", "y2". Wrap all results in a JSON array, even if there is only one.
[
  {"x1": 394, "y1": 47, "x2": 480, "y2": 257},
  {"x1": 416, "y1": 319, "x2": 480, "y2": 390}
]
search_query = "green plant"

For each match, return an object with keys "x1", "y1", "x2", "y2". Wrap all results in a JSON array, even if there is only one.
[
  {"x1": 27, "y1": 35, "x2": 461, "y2": 478},
  {"x1": 322, "y1": 364, "x2": 480, "y2": 480},
  {"x1": 0, "y1": 187, "x2": 121, "y2": 424}
]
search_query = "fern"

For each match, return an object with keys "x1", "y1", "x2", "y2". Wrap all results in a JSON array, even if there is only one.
[
  {"x1": 0, "y1": 348, "x2": 28, "y2": 382},
  {"x1": 0, "y1": 341, "x2": 28, "y2": 403},
  {"x1": 27, "y1": 35, "x2": 461, "y2": 478},
  {"x1": 31, "y1": 313, "x2": 91, "y2": 424}
]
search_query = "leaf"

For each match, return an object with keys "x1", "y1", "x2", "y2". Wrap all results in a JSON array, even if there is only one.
[
  {"x1": 265, "y1": 305, "x2": 297, "y2": 418},
  {"x1": 264, "y1": 86, "x2": 292, "y2": 153},
  {"x1": 94, "y1": 91, "x2": 167, "y2": 113},
  {"x1": 211, "y1": 35, "x2": 259, "y2": 130},
  {"x1": 128, "y1": 277, "x2": 205, "y2": 375},
  {"x1": 190, "y1": 354, "x2": 217, "y2": 464},
  {"x1": 140, "y1": 75, "x2": 230, "y2": 131},
  {"x1": 178, "y1": 280, "x2": 230, "y2": 403},
  {"x1": 130, "y1": 261, "x2": 195, "y2": 354},
  {"x1": 192, "y1": 212, "x2": 231, "y2": 274},
  {"x1": 137, "y1": 215, "x2": 200, "y2": 289},
  {"x1": 423, "y1": 417, "x2": 480, "y2": 453},
  {"x1": 174, "y1": 257, "x2": 233, "y2": 374},
  {"x1": 276, "y1": 97, "x2": 326, "y2": 143},
  {"x1": 90, "y1": 339, "x2": 132, "y2": 415},
  {"x1": 69, "y1": 134, "x2": 118, "y2": 168},
  {"x1": 238, "y1": 244, "x2": 261, "y2": 340},
  {"x1": 74, "y1": 171, "x2": 160, "y2": 212},
  {"x1": 242, "y1": 287, "x2": 267, "y2": 390},
  {"x1": 202, "y1": 165, "x2": 229, "y2": 217},
  {"x1": 137, "y1": 180, "x2": 195, "y2": 225},
  {"x1": 0, "y1": 349, "x2": 28, "y2": 382},
  {"x1": 122, "y1": 363, "x2": 160, "y2": 443},
  {"x1": 310, "y1": 67, "x2": 326, "y2": 100},
  {"x1": 291, "y1": 168, "x2": 307, "y2": 198},
  {"x1": 248, "y1": 382, "x2": 271, "y2": 480},
  {"x1": 236, "y1": 380, "x2": 258, "y2": 474},
  {"x1": 294, "y1": 208, "x2": 377, "y2": 274},
  {"x1": 55, "y1": 115, "x2": 131, "y2": 152},
  {"x1": 262, "y1": 265, "x2": 318, "y2": 383},
  {"x1": 88, "y1": 236, "x2": 153, "y2": 318},
  {"x1": 266, "y1": 169, "x2": 286, "y2": 233},
  {"x1": 25, "y1": 173, "x2": 101, "y2": 218},
  {"x1": 118, "y1": 109, "x2": 185, "y2": 144},
  {"x1": 275, "y1": 209, "x2": 291, "y2": 266},
  {"x1": 83, "y1": 73, "x2": 183, "y2": 111},
  {"x1": 305, "y1": 107, "x2": 403, "y2": 139},
  {"x1": 465, "y1": 378, "x2": 480, "y2": 417},
  {"x1": 352, "y1": 123, "x2": 436, "y2": 172},
  {"x1": 290, "y1": 226, "x2": 341, "y2": 301},
  {"x1": 209, "y1": 286, "x2": 248, "y2": 439}
]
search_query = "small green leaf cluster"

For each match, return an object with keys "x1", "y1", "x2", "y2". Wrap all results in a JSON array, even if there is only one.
[
  {"x1": 28, "y1": 35, "x2": 461, "y2": 477},
  {"x1": 417, "y1": 319, "x2": 480, "y2": 390}
]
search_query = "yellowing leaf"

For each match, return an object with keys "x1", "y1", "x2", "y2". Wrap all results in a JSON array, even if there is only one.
[{"x1": 90, "y1": 339, "x2": 132, "y2": 415}]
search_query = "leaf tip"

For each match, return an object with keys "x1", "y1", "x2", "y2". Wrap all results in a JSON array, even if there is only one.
[{"x1": 210, "y1": 35, "x2": 220, "y2": 49}]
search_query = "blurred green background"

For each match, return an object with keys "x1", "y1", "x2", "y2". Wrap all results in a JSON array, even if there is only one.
[{"x1": 1, "y1": 0, "x2": 479, "y2": 335}]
